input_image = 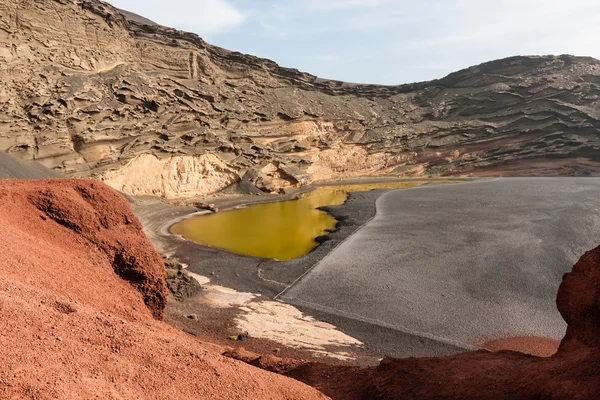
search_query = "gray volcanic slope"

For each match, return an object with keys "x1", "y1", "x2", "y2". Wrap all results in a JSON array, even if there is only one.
[
  {"x1": 0, "y1": 151, "x2": 61, "y2": 179},
  {"x1": 2, "y1": 0, "x2": 600, "y2": 198},
  {"x1": 282, "y1": 178, "x2": 600, "y2": 350}
]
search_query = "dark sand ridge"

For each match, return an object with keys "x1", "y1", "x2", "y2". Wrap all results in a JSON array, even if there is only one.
[
  {"x1": 0, "y1": 150, "x2": 61, "y2": 179},
  {"x1": 229, "y1": 241, "x2": 600, "y2": 399},
  {"x1": 282, "y1": 178, "x2": 600, "y2": 355}
]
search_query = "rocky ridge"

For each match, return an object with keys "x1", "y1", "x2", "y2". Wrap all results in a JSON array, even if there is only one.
[{"x1": 2, "y1": 0, "x2": 600, "y2": 198}]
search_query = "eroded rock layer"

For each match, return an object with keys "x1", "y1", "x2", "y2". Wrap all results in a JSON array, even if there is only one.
[{"x1": 2, "y1": 0, "x2": 600, "y2": 197}]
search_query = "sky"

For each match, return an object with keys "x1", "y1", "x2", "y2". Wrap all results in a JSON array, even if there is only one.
[{"x1": 107, "y1": 0, "x2": 600, "y2": 85}]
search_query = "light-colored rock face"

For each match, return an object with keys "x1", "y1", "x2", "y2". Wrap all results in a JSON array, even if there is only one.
[
  {"x1": 306, "y1": 144, "x2": 397, "y2": 182},
  {"x1": 3, "y1": 0, "x2": 600, "y2": 198},
  {"x1": 102, "y1": 154, "x2": 239, "y2": 198}
]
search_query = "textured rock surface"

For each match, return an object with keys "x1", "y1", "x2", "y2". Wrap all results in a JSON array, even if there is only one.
[
  {"x1": 24, "y1": 179, "x2": 169, "y2": 318},
  {"x1": 0, "y1": 178, "x2": 327, "y2": 399},
  {"x1": 2, "y1": 0, "x2": 600, "y2": 197},
  {"x1": 229, "y1": 245, "x2": 600, "y2": 399},
  {"x1": 164, "y1": 256, "x2": 202, "y2": 301}
]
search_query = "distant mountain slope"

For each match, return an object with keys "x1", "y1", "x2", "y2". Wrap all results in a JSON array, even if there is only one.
[
  {"x1": 1, "y1": 0, "x2": 600, "y2": 197},
  {"x1": 0, "y1": 150, "x2": 61, "y2": 179}
]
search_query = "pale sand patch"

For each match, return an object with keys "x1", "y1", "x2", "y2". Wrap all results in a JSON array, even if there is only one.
[
  {"x1": 186, "y1": 272, "x2": 362, "y2": 360},
  {"x1": 201, "y1": 285, "x2": 258, "y2": 308},
  {"x1": 186, "y1": 272, "x2": 257, "y2": 308},
  {"x1": 236, "y1": 300, "x2": 363, "y2": 360},
  {"x1": 184, "y1": 271, "x2": 209, "y2": 285}
]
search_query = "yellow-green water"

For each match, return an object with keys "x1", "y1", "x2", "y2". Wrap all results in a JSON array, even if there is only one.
[{"x1": 170, "y1": 181, "x2": 440, "y2": 260}]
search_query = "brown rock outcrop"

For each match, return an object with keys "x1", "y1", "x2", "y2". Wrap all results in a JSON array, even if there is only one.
[
  {"x1": 2, "y1": 0, "x2": 600, "y2": 198},
  {"x1": 230, "y1": 246, "x2": 600, "y2": 399},
  {"x1": 0, "y1": 179, "x2": 327, "y2": 399},
  {"x1": 556, "y1": 246, "x2": 600, "y2": 351}
]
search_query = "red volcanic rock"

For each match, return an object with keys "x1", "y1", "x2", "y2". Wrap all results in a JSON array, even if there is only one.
[
  {"x1": 556, "y1": 246, "x2": 600, "y2": 351},
  {"x1": 0, "y1": 179, "x2": 326, "y2": 399},
  {"x1": 229, "y1": 246, "x2": 600, "y2": 399},
  {"x1": 25, "y1": 180, "x2": 168, "y2": 319}
]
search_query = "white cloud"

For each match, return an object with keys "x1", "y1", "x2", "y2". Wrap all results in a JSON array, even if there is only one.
[
  {"x1": 254, "y1": 1, "x2": 419, "y2": 36},
  {"x1": 394, "y1": 0, "x2": 600, "y2": 59},
  {"x1": 107, "y1": 0, "x2": 245, "y2": 36},
  {"x1": 401, "y1": 35, "x2": 478, "y2": 50},
  {"x1": 303, "y1": 0, "x2": 390, "y2": 11}
]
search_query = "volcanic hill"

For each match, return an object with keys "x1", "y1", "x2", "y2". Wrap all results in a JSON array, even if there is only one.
[
  {"x1": 2, "y1": 0, "x2": 600, "y2": 198},
  {"x1": 0, "y1": 178, "x2": 327, "y2": 399}
]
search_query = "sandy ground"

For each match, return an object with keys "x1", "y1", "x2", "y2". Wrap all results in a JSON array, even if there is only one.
[
  {"x1": 229, "y1": 243, "x2": 600, "y2": 399},
  {"x1": 0, "y1": 150, "x2": 60, "y2": 179},
  {"x1": 282, "y1": 177, "x2": 600, "y2": 354},
  {"x1": 132, "y1": 178, "x2": 470, "y2": 361}
]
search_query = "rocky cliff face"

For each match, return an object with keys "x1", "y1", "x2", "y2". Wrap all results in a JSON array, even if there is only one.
[{"x1": 2, "y1": 0, "x2": 600, "y2": 198}]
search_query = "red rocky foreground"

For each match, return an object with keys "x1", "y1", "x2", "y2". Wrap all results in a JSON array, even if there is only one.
[
  {"x1": 3, "y1": 178, "x2": 600, "y2": 399},
  {"x1": 0, "y1": 179, "x2": 325, "y2": 399}
]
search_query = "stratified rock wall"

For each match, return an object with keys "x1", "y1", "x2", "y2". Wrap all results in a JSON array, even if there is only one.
[{"x1": 2, "y1": 0, "x2": 600, "y2": 198}]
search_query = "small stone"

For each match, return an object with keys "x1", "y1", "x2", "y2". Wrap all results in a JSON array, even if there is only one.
[
  {"x1": 56, "y1": 337, "x2": 62, "y2": 342},
  {"x1": 193, "y1": 202, "x2": 218, "y2": 212}
]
